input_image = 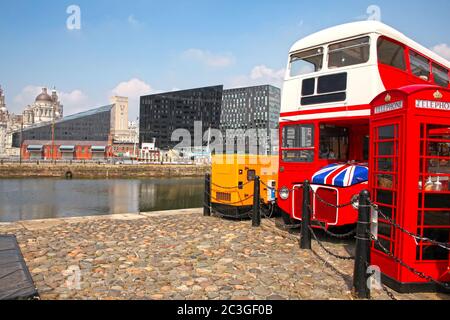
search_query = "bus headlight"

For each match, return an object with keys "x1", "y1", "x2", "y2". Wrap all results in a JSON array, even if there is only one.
[{"x1": 279, "y1": 187, "x2": 290, "y2": 200}]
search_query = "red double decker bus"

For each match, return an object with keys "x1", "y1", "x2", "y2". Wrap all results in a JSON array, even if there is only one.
[{"x1": 277, "y1": 21, "x2": 450, "y2": 231}]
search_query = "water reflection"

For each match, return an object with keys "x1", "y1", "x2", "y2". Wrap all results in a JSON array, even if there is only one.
[{"x1": 0, "y1": 178, "x2": 204, "y2": 222}]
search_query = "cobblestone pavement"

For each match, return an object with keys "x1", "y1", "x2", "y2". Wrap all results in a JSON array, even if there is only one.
[{"x1": 0, "y1": 209, "x2": 448, "y2": 300}]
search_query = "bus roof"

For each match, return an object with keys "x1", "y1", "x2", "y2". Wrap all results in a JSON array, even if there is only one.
[{"x1": 290, "y1": 21, "x2": 450, "y2": 69}]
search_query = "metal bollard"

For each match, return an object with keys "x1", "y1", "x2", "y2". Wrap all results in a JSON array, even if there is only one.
[
  {"x1": 203, "y1": 174, "x2": 211, "y2": 217},
  {"x1": 300, "y1": 180, "x2": 312, "y2": 250},
  {"x1": 252, "y1": 176, "x2": 261, "y2": 227},
  {"x1": 353, "y1": 190, "x2": 371, "y2": 299}
]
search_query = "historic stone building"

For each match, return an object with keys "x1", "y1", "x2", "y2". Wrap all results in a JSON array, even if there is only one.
[
  {"x1": 22, "y1": 87, "x2": 63, "y2": 127},
  {"x1": 0, "y1": 86, "x2": 65, "y2": 157},
  {"x1": 0, "y1": 86, "x2": 8, "y2": 156}
]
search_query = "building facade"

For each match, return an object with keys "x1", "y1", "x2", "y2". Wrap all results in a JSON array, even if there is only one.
[
  {"x1": 23, "y1": 87, "x2": 63, "y2": 127},
  {"x1": 221, "y1": 85, "x2": 281, "y2": 155},
  {"x1": 21, "y1": 140, "x2": 111, "y2": 161},
  {"x1": 139, "y1": 86, "x2": 223, "y2": 150},
  {"x1": 13, "y1": 104, "x2": 114, "y2": 147},
  {"x1": 0, "y1": 86, "x2": 7, "y2": 156},
  {"x1": 0, "y1": 86, "x2": 65, "y2": 158}
]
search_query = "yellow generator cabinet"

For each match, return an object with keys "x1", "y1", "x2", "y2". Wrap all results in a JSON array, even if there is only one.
[{"x1": 211, "y1": 155, "x2": 279, "y2": 211}]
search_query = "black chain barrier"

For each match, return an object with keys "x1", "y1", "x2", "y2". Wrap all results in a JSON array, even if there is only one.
[
  {"x1": 309, "y1": 226, "x2": 355, "y2": 261},
  {"x1": 367, "y1": 269, "x2": 398, "y2": 300},
  {"x1": 369, "y1": 233, "x2": 450, "y2": 290},
  {"x1": 211, "y1": 180, "x2": 252, "y2": 190},
  {"x1": 212, "y1": 208, "x2": 253, "y2": 220},
  {"x1": 309, "y1": 186, "x2": 356, "y2": 209},
  {"x1": 207, "y1": 174, "x2": 450, "y2": 296},
  {"x1": 369, "y1": 201, "x2": 450, "y2": 251},
  {"x1": 307, "y1": 204, "x2": 356, "y2": 239}
]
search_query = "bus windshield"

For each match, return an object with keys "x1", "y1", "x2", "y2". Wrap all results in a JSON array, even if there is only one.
[{"x1": 281, "y1": 124, "x2": 315, "y2": 162}]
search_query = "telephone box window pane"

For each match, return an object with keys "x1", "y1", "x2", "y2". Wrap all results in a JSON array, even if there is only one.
[
  {"x1": 378, "y1": 222, "x2": 392, "y2": 238},
  {"x1": 378, "y1": 205, "x2": 393, "y2": 219},
  {"x1": 377, "y1": 158, "x2": 393, "y2": 172},
  {"x1": 374, "y1": 237, "x2": 393, "y2": 254},
  {"x1": 422, "y1": 246, "x2": 449, "y2": 261},
  {"x1": 423, "y1": 211, "x2": 450, "y2": 226},
  {"x1": 425, "y1": 194, "x2": 450, "y2": 208},
  {"x1": 378, "y1": 125, "x2": 395, "y2": 140},
  {"x1": 376, "y1": 190, "x2": 393, "y2": 205},
  {"x1": 423, "y1": 228, "x2": 450, "y2": 245},
  {"x1": 377, "y1": 174, "x2": 394, "y2": 189},
  {"x1": 378, "y1": 142, "x2": 395, "y2": 156}
]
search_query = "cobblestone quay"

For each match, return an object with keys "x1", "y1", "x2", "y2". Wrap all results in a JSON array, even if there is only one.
[{"x1": 0, "y1": 209, "x2": 447, "y2": 300}]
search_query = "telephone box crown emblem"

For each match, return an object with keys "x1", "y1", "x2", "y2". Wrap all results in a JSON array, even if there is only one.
[
  {"x1": 385, "y1": 94, "x2": 392, "y2": 102},
  {"x1": 433, "y1": 90, "x2": 443, "y2": 99}
]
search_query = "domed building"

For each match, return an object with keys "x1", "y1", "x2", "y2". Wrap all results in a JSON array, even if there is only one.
[{"x1": 23, "y1": 87, "x2": 63, "y2": 127}]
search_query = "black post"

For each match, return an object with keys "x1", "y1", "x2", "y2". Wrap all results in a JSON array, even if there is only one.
[
  {"x1": 300, "y1": 180, "x2": 312, "y2": 250},
  {"x1": 252, "y1": 176, "x2": 261, "y2": 227},
  {"x1": 353, "y1": 190, "x2": 371, "y2": 299},
  {"x1": 203, "y1": 173, "x2": 211, "y2": 217}
]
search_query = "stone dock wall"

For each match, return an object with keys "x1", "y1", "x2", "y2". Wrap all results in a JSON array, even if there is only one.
[{"x1": 0, "y1": 163, "x2": 210, "y2": 179}]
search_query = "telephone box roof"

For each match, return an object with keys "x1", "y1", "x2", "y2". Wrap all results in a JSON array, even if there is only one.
[{"x1": 371, "y1": 85, "x2": 450, "y2": 102}]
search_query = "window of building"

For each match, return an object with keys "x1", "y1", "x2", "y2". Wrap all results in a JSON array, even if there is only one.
[
  {"x1": 290, "y1": 47, "x2": 323, "y2": 77},
  {"x1": 432, "y1": 63, "x2": 449, "y2": 87},
  {"x1": 328, "y1": 36, "x2": 370, "y2": 69},
  {"x1": 377, "y1": 38, "x2": 406, "y2": 70},
  {"x1": 410, "y1": 51, "x2": 431, "y2": 80}
]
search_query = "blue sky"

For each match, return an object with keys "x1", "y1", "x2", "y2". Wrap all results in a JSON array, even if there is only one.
[{"x1": 0, "y1": 0, "x2": 449, "y2": 119}]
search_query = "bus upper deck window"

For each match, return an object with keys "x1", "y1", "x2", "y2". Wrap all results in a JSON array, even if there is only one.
[
  {"x1": 290, "y1": 48, "x2": 323, "y2": 77},
  {"x1": 328, "y1": 36, "x2": 370, "y2": 69},
  {"x1": 410, "y1": 51, "x2": 430, "y2": 81},
  {"x1": 432, "y1": 63, "x2": 449, "y2": 87},
  {"x1": 377, "y1": 38, "x2": 406, "y2": 70}
]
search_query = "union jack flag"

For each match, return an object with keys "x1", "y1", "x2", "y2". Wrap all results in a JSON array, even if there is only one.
[{"x1": 312, "y1": 163, "x2": 368, "y2": 187}]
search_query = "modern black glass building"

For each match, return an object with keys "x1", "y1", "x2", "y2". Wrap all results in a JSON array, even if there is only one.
[
  {"x1": 221, "y1": 85, "x2": 281, "y2": 155},
  {"x1": 139, "y1": 86, "x2": 223, "y2": 150},
  {"x1": 12, "y1": 105, "x2": 114, "y2": 147}
]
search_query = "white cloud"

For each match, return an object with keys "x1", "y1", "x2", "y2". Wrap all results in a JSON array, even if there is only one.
[
  {"x1": 181, "y1": 49, "x2": 235, "y2": 68},
  {"x1": 12, "y1": 85, "x2": 89, "y2": 116},
  {"x1": 128, "y1": 15, "x2": 142, "y2": 28},
  {"x1": 229, "y1": 65, "x2": 285, "y2": 88},
  {"x1": 111, "y1": 78, "x2": 155, "y2": 98},
  {"x1": 431, "y1": 44, "x2": 450, "y2": 61},
  {"x1": 59, "y1": 90, "x2": 89, "y2": 115},
  {"x1": 111, "y1": 78, "x2": 158, "y2": 120}
]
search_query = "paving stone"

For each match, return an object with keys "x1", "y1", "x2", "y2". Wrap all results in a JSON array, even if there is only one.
[{"x1": 6, "y1": 212, "x2": 447, "y2": 301}]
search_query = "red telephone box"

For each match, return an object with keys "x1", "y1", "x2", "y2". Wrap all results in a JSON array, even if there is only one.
[{"x1": 370, "y1": 85, "x2": 450, "y2": 292}]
